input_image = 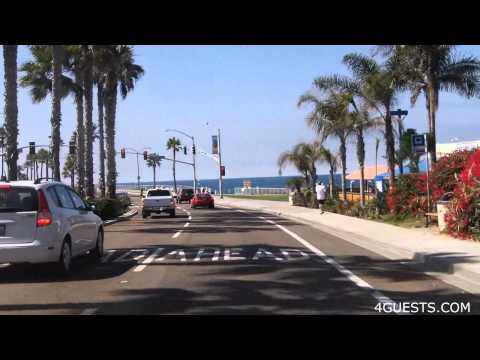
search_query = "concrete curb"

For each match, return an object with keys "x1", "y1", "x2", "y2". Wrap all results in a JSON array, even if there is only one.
[
  {"x1": 217, "y1": 200, "x2": 480, "y2": 294},
  {"x1": 104, "y1": 206, "x2": 139, "y2": 227}
]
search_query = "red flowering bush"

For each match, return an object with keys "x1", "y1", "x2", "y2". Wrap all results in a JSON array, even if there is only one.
[{"x1": 445, "y1": 149, "x2": 480, "y2": 240}]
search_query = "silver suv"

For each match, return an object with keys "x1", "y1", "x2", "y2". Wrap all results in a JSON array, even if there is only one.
[{"x1": 0, "y1": 180, "x2": 104, "y2": 274}]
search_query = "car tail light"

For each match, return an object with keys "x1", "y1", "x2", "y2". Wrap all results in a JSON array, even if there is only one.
[
  {"x1": 37, "y1": 190, "x2": 52, "y2": 227},
  {"x1": 0, "y1": 184, "x2": 11, "y2": 190}
]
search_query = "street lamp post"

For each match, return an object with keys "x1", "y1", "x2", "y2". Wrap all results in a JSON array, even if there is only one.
[
  {"x1": 166, "y1": 129, "x2": 197, "y2": 194},
  {"x1": 391, "y1": 108, "x2": 408, "y2": 175},
  {"x1": 217, "y1": 128, "x2": 224, "y2": 199},
  {"x1": 125, "y1": 147, "x2": 150, "y2": 190}
]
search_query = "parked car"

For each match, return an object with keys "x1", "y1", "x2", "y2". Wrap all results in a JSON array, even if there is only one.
[
  {"x1": 0, "y1": 180, "x2": 104, "y2": 274},
  {"x1": 142, "y1": 188, "x2": 176, "y2": 218},
  {"x1": 191, "y1": 193, "x2": 215, "y2": 209},
  {"x1": 177, "y1": 188, "x2": 194, "y2": 203}
]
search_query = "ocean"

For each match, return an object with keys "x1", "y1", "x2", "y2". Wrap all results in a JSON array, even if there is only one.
[{"x1": 118, "y1": 175, "x2": 343, "y2": 194}]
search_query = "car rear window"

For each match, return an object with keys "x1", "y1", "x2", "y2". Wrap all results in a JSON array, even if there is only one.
[
  {"x1": 147, "y1": 190, "x2": 171, "y2": 197},
  {"x1": 0, "y1": 187, "x2": 38, "y2": 212}
]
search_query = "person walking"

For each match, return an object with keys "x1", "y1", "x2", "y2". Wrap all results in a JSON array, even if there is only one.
[{"x1": 316, "y1": 181, "x2": 327, "y2": 214}]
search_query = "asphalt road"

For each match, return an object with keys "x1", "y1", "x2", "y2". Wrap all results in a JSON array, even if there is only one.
[{"x1": 0, "y1": 197, "x2": 479, "y2": 315}]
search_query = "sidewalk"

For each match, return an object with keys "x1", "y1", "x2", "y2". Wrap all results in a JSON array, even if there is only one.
[{"x1": 215, "y1": 196, "x2": 480, "y2": 294}]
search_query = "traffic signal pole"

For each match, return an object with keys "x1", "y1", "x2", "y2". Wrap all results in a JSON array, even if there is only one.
[
  {"x1": 218, "y1": 128, "x2": 223, "y2": 199},
  {"x1": 192, "y1": 136, "x2": 197, "y2": 194}
]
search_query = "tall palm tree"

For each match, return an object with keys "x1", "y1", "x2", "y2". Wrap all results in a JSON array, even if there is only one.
[
  {"x1": 36, "y1": 148, "x2": 50, "y2": 178},
  {"x1": 82, "y1": 45, "x2": 95, "y2": 198},
  {"x1": 20, "y1": 45, "x2": 73, "y2": 181},
  {"x1": 51, "y1": 45, "x2": 64, "y2": 181},
  {"x1": 278, "y1": 143, "x2": 311, "y2": 187},
  {"x1": 320, "y1": 147, "x2": 338, "y2": 199},
  {"x1": 62, "y1": 152, "x2": 76, "y2": 188},
  {"x1": 146, "y1": 153, "x2": 161, "y2": 188},
  {"x1": 298, "y1": 92, "x2": 353, "y2": 202},
  {"x1": 278, "y1": 141, "x2": 325, "y2": 208},
  {"x1": 3, "y1": 45, "x2": 18, "y2": 180},
  {"x1": 166, "y1": 137, "x2": 181, "y2": 193},
  {"x1": 94, "y1": 71, "x2": 106, "y2": 198},
  {"x1": 94, "y1": 45, "x2": 145, "y2": 198},
  {"x1": 375, "y1": 45, "x2": 480, "y2": 164}
]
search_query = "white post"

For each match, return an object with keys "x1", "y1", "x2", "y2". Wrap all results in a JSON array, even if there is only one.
[{"x1": 425, "y1": 133, "x2": 431, "y2": 225}]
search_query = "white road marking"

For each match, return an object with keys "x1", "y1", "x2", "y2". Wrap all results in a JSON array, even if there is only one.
[
  {"x1": 133, "y1": 248, "x2": 164, "y2": 272},
  {"x1": 0, "y1": 263, "x2": 11, "y2": 269},
  {"x1": 194, "y1": 248, "x2": 205, "y2": 262},
  {"x1": 113, "y1": 249, "x2": 148, "y2": 263},
  {"x1": 224, "y1": 248, "x2": 246, "y2": 261},
  {"x1": 212, "y1": 249, "x2": 220, "y2": 261},
  {"x1": 155, "y1": 249, "x2": 187, "y2": 262},
  {"x1": 101, "y1": 250, "x2": 116, "y2": 263},
  {"x1": 258, "y1": 215, "x2": 396, "y2": 307},
  {"x1": 172, "y1": 230, "x2": 183, "y2": 238},
  {"x1": 184, "y1": 222, "x2": 190, "y2": 228},
  {"x1": 80, "y1": 308, "x2": 97, "y2": 315},
  {"x1": 281, "y1": 248, "x2": 310, "y2": 260},
  {"x1": 252, "y1": 248, "x2": 283, "y2": 261},
  {"x1": 188, "y1": 216, "x2": 192, "y2": 220},
  {"x1": 216, "y1": 205, "x2": 232, "y2": 209}
]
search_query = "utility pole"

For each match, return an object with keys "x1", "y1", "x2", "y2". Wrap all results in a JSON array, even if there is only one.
[
  {"x1": 391, "y1": 109, "x2": 408, "y2": 175},
  {"x1": 192, "y1": 136, "x2": 197, "y2": 194},
  {"x1": 218, "y1": 128, "x2": 223, "y2": 199}
]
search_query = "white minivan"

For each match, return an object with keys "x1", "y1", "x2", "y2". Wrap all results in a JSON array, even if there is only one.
[{"x1": 0, "y1": 180, "x2": 104, "y2": 274}]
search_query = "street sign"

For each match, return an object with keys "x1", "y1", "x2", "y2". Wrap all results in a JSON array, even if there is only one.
[
  {"x1": 390, "y1": 109, "x2": 408, "y2": 117},
  {"x1": 220, "y1": 165, "x2": 225, "y2": 177},
  {"x1": 412, "y1": 134, "x2": 426, "y2": 155},
  {"x1": 212, "y1": 135, "x2": 218, "y2": 155}
]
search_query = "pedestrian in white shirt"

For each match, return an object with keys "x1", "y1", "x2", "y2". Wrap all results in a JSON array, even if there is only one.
[{"x1": 315, "y1": 182, "x2": 326, "y2": 214}]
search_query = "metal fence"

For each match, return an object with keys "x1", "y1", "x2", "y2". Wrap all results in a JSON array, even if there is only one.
[{"x1": 234, "y1": 187, "x2": 289, "y2": 195}]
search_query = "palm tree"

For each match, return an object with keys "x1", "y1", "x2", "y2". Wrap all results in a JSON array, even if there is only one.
[
  {"x1": 82, "y1": 45, "x2": 95, "y2": 198},
  {"x1": 94, "y1": 45, "x2": 145, "y2": 198},
  {"x1": 166, "y1": 137, "x2": 181, "y2": 193},
  {"x1": 375, "y1": 45, "x2": 480, "y2": 164},
  {"x1": 278, "y1": 143, "x2": 311, "y2": 187},
  {"x1": 62, "y1": 153, "x2": 76, "y2": 188},
  {"x1": 36, "y1": 148, "x2": 50, "y2": 178},
  {"x1": 20, "y1": 45, "x2": 73, "y2": 181},
  {"x1": 298, "y1": 92, "x2": 353, "y2": 202},
  {"x1": 94, "y1": 71, "x2": 106, "y2": 198},
  {"x1": 278, "y1": 141, "x2": 325, "y2": 208},
  {"x1": 146, "y1": 153, "x2": 161, "y2": 188},
  {"x1": 51, "y1": 45, "x2": 64, "y2": 181},
  {"x1": 319, "y1": 147, "x2": 338, "y2": 199},
  {"x1": 3, "y1": 45, "x2": 18, "y2": 180}
]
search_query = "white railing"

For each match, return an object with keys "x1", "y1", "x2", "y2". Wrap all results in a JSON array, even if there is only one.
[{"x1": 234, "y1": 187, "x2": 288, "y2": 195}]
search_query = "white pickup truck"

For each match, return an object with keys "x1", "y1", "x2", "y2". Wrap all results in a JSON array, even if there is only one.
[{"x1": 141, "y1": 189, "x2": 176, "y2": 219}]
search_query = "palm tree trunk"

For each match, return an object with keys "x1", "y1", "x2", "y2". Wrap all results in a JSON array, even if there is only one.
[
  {"x1": 97, "y1": 81, "x2": 106, "y2": 198},
  {"x1": 153, "y1": 166, "x2": 156, "y2": 188},
  {"x1": 51, "y1": 45, "x2": 63, "y2": 181},
  {"x1": 384, "y1": 110, "x2": 396, "y2": 187},
  {"x1": 310, "y1": 166, "x2": 319, "y2": 209},
  {"x1": 3, "y1": 45, "x2": 18, "y2": 181},
  {"x1": 40, "y1": 162, "x2": 43, "y2": 178},
  {"x1": 356, "y1": 127, "x2": 366, "y2": 207},
  {"x1": 75, "y1": 76, "x2": 85, "y2": 197},
  {"x1": 428, "y1": 87, "x2": 437, "y2": 164},
  {"x1": 71, "y1": 167, "x2": 75, "y2": 188},
  {"x1": 329, "y1": 167, "x2": 334, "y2": 199},
  {"x1": 83, "y1": 50, "x2": 94, "y2": 198},
  {"x1": 173, "y1": 149, "x2": 177, "y2": 193},
  {"x1": 104, "y1": 73, "x2": 118, "y2": 199},
  {"x1": 339, "y1": 136, "x2": 347, "y2": 202}
]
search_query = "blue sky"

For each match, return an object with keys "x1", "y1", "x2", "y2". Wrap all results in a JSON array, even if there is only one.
[{"x1": 1, "y1": 45, "x2": 480, "y2": 183}]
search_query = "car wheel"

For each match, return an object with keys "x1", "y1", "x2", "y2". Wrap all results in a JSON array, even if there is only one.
[
  {"x1": 209, "y1": 205, "x2": 214, "y2": 209},
  {"x1": 56, "y1": 240, "x2": 72, "y2": 275},
  {"x1": 92, "y1": 230, "x2": 104, "y2": 260}
]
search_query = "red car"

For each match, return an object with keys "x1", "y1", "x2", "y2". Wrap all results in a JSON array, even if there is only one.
[{"x1": 191, "y1": 193, "x2": 214, "y2": 209}]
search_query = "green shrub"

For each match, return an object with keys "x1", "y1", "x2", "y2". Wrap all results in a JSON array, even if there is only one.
[{"x1": 88, "y1": 198, "x2": 127, "y2": 220}]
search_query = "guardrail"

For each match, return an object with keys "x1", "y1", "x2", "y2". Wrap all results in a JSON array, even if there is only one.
[{"x1": 234, "y1": 187, "x2": 289, "y2": 195}]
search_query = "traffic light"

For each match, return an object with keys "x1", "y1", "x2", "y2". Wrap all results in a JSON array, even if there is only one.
[
  {"x1": 69, "y1": 141, "x2": 76, "y2": 155},
  {"x1": 120, "y1": 148, "x2": 126, "y2": 159},
  {"x1": 220, "y1": 165, "x2": 225, "y2": 177},
  {"x1": 192, "y1": 145, "x2": 196, "y2": 155},
  {"x1": 29, "y1": 142, "x2": 35, "y2": 155},
  {"x1": 143, "y1": 151, "x2": 148, "y2": 160},
  {"x1": 183, "y1": 146, "x2": 187, "y2": 155}
]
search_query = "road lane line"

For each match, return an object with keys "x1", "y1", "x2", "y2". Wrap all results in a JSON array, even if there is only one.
[
  {"x1": 172, "y1": 230, "x2": 183, "y2": 238},
  {"x1": 194, "y1": 248, "x2": 205, "y2": 262},
  {"x1": 101, "y1": 250, "x2": 116, "y2": 263},
  {"x1": 212, "y1": 249, "x2": 220, "y2": 261},
  {"x1": 80, "y1": 308, "x2": 97, "y2": 315},
  {"x1": 134, "y1": 248, "x2": 164, "y2": 272},
  {"x1": 255, "y1": 214, "x2": 399, "y2": 308},
  {"x1": 188, "y1": 216, "x2": 192, "y2": 220},
  {"x1": 184, "y1": 222, "x2": 190, "y2": 227}
]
